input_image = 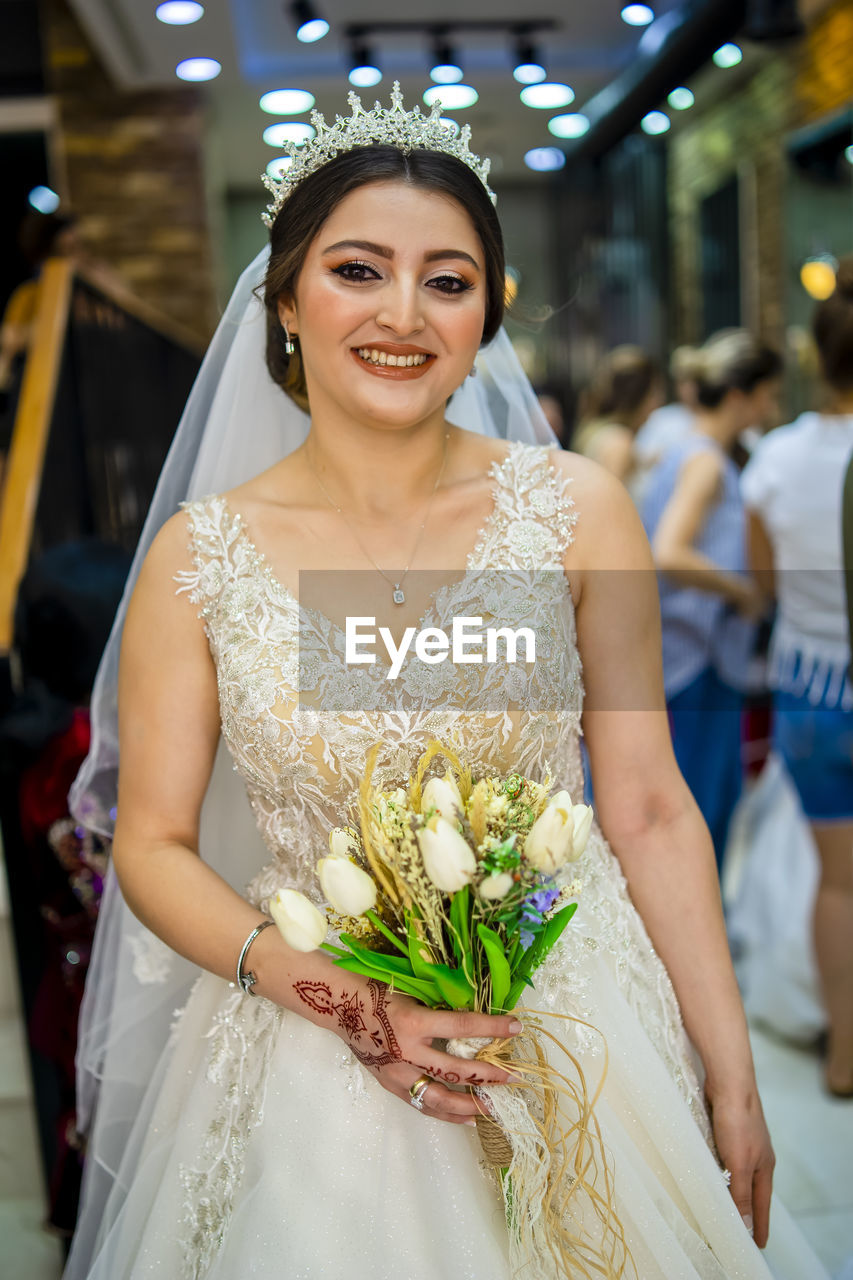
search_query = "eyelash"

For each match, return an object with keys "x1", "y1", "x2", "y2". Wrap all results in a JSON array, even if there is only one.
[{"x1": 330, "y1": 261, "x2": 474, "y2": 295}]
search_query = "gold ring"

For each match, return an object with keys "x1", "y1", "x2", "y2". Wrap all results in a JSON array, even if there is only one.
[{"x1": 409, "y1": 1073, "x2": 432, "y2": 1111}]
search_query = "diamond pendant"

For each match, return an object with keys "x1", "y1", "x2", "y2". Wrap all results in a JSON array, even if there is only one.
[{"x1": 392, "y1": 585, "x2": 405, "y2": 605}]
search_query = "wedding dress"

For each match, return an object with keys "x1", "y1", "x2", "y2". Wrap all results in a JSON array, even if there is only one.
[{"x1": 67, "y1": 440, "x2": 826, "y2": 1280}]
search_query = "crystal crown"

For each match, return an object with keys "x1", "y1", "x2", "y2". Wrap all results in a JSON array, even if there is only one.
[{"x1": 261, "y1": 82, "x2": 495, "y2": 227}]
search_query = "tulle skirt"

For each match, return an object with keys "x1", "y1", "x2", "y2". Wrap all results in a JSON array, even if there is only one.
[{"x1": 65, "y1": 924, "x2": 828, "y2": 1280}]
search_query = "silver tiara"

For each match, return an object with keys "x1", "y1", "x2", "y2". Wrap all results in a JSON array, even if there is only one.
[{"x1": 261, "y1": 81, "x2": 495, "y2": 227}]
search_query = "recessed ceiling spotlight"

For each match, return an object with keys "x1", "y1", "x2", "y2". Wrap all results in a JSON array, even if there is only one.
[
  {"x1": 667, "y1": 86, "x2": 694, "y2": 110},
  {"x1": 292, "y1": 0, "x2": 329, "y2": 44},
  {"x1": 512, "y1": 38, "x2": 546, "y2": 85},
  {"x1": 176, "y1": 57, "x2": 221, "y2": 81},
  {"x1": 621, "y1": 4, "x2": 655, "y2": 26},
  {"x1": 845, "y1": 144, "x2": 853, "y2": 165},
  {"x1": 548, "y1": 112, "x2": 590, "y2": 139},
  {"x1": 800, "y1": 255, "x2": 838, "y2": 300},
  {"x1": 349, "y1": 41, "x2": 382, "y2": 88},
  {"x1": 520, "y1": 82, "x2": 574, "y2": 109},
  {"x1": 259, "y1": 89, "x2": 315, "y2": 115},
  {"x1": 156, "y1": 2, "x2": 204, "y2": 24},
  {"x1": 266, "y1": 157, "x2": 295, "y2": 181},
  {"x1": 423, "y1": 85, "x2": 478, "y2": 110},
  {"x1": 28, "y1": 185, "x2": 60, "y2": 214},
  {"x1": 524, "y1": 147, "x2": 566, "y2": 172},
  {"x1": 712, "y1": 43, "x2": 743, "y2": 67},
  {"x1": 640, "y1": 110, "x2": 670, "y2": 135},
  {"x1": 262, "y1": 122, "x2": 316, "y2": 147},
  {"x1": 429, "y1": 37, "x2": 464, "y2": 85}
]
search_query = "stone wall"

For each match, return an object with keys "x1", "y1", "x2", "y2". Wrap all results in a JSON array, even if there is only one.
[
  {"x1": 40, "y1": 0, "x2": 217, "y2": 345},
  {"x1": 668, "y1": 0, "x2": 853, "y2": 348}
]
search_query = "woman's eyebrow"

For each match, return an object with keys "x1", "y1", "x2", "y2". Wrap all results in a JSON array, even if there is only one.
[{"x1": 322, "y1": 239, "x2": 481, "y2": 270}]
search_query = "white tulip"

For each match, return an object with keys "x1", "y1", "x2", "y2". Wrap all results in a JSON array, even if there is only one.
[
  {"x1": 317, "y1": 856, "x2": 377, "y2": 916},
  {"x1": 421, "y1": 773, "x2": 463, "y2": 822},
  {"x1": 571, "y1": 804, "x2": 594, "y2": 857},
  {"x1": 478, "y1": 871, "x2": 515, "y2": 901},
  {"x1": 329, "y1": 828, "x2": 359, "y2": 859},
  {"x1": 269, "y1": 889, "x2": 327, "y2": 953},
  {"x1": 417, "y1": 817, "x2": 477, "y2": 892},
  {"x1": 524, "y1": 790, "x2": 577, "y2": 874}
]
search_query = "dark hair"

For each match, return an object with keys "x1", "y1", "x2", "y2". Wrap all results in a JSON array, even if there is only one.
[
  {"x1": 262, "y1": 146, "x2": 505, "y2": 410},
  {"x1": 683, "y1": 331, "x2": 783, "y2": 409},
  {"x1": 578, "y1": 345, "x2": 660, "y2": 427},
  {"x1": 812, "y1": 256, "x2": 853, "y2": 392}
]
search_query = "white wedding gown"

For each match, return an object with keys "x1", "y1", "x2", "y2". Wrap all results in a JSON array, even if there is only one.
[{"x1": 67, "y1": 443, "x2": 826, "y2": 1280}]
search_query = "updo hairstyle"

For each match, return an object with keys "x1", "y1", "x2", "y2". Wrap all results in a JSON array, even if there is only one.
[
  {"x1": 812, "y1": 256, "x2": 853, "y2": 392},
  {"x1": 681, "y1": 330, "x2": 783, "y2": 409},
  {"x1": 578, "y1": 345, "x2": 660, "y2": 428},
  {"x1": 262, "y1": 146, "x2": 506, "y2": 411}
]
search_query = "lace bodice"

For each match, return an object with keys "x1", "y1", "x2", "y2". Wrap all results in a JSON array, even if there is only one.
[{"x1": 177, "y1": 442, "x2": 581, "y2": 907}]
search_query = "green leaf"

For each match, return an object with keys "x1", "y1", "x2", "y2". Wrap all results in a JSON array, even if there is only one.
[
  {"x1": 338, "y1": 934, "x2": 415, "y2": 976},
  {"x1": 448, "y1": 886, "x2": 472, "y2": 964},
  {"x1": 331, "y1": 957, "x2": 441, "y2": 1005},
  {"x1": 429, "y1": 962, "x2": 476, "y2": 1010},
  {"x1": 365, "y1": 910, "x2": 408, "y2": 956},
  {"x1": 477, "y1": 923, "x2": 511, "y2": 1012},
  {"x1": 406, "y1": 919, "x2": 437, "y2": 981}
]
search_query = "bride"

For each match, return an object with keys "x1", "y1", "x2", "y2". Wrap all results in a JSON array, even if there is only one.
[{"x1": 65, "y1": 89, "x2": 826, "y2": 1279}]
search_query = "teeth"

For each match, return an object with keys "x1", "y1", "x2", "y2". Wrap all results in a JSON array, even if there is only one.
[{"x1": 357, "y1": 348, "x2": 428, "y2": 367}]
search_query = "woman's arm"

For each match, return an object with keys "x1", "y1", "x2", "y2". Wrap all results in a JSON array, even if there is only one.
[
  {"x1": 590, "y1": 424, "x2": 635, "y2": 484},
  {"x1": 746, "y1": 509, "x2": 776, "y2": 603},
  {"x1": 652, "y1": 450, "x2": 760, "y2": 613},
  {"x1": 564, "y1": 457, "x2": 774, "y2": 1244},
  {"x1": 113, "y1": 512, "x2": 520, "y2": 1124}
]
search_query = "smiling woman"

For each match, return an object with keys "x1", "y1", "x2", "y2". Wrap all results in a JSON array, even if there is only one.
[
  {"x1": 64, "y1": 86, "x2": 829, "y2": 1280},
  {"x1": 261, "y1": 144, "x2": 504, "y2": 414}
]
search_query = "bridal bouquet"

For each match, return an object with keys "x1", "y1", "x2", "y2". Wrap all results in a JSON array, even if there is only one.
[
  {"x1": 270, "y1": 744, "x2": 631, "y2": 1277},
  {"x1": 270, "y1": 744, "x2": 589, "y2": 1142}
]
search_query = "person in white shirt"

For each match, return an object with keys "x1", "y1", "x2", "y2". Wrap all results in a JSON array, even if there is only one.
[{"x1": 742, "y1": 257, "x2": 853, "y2": 1097}]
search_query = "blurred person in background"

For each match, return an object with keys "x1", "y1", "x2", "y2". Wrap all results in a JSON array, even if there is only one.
[
  {"x1": 742, "y1": 259, "x2": 853, "y2": 1097},
  {"x1": 641, "y1": 331, "x2": 783, "y2": 868},
  {"x1": 572, "y1": 345, "x2": 662, "y2": 487},
  {"x1": 633, "y1": 345, "x2": 700, "y2": 499}
]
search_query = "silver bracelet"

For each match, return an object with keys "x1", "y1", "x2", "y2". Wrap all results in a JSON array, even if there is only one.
[{"x1": 236, "y1": 919, "x2": 274, "y2": 996}]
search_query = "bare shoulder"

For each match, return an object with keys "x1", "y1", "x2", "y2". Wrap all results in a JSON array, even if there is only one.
[{"x1": 550, "y1": 450, "x2": 654, "y2": 572}]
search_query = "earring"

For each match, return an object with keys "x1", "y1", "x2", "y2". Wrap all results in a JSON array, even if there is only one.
[
  {"x1": 283, "y1": 324, "x2": 296, "y2": 356},
  {"x1": 469, "y1": 363, "x2": 478, "y2": 378}
]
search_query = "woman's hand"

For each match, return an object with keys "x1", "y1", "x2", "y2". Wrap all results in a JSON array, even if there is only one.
[
  {"x1": 291, "y1": 975, "x2": 521, "y2": 1125},
  {"x1": 706, "y1": 1084, "x2": 776, "y2": 1247}
]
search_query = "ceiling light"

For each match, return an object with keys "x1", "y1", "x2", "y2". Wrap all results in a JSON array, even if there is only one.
[
  {"x1": 429, "y1": 38, "x2": 463, "y2": 85},
  {"x1": 259, "y1": 89, "x2": 315, "y2": 114},
  {"x1": 292, "y1": 1, "x2": 329, "y2": 44},
  {"x1": 266, "y1": 157, "x2": 294, "y2": 181},
  {"x1": 439, "y1": 117, "x2": 460, "y2": 136},
  {"x1": 520, "y1": 82, "x2": 574, "y2": 109},
  {"x1": 262, "y1": 122, "x2": 316, "y2": 147},
  {"x1": 712, "y1": 42, "x2": 743, "y2": 67},
  {"x1": 845, "y1": 144, "x2": 853, "y2": 165},
  {"x1": 800, "y1": 255, "x2": 837, "y2": 300},
  {"x1": 513, "y1": 38, "x2": 546, "y2": 85},
  {"x1": 621, "y1": 4, "x2": 655, "y2": 25},
  {"x1": 28, "y1": 185, "x2": 60, "y2": 214},
  {"x1": 524, "y1": 147, "x2": 566, "y2": 172},
  {"x1": 667, "y1": 86, "x2": 694, "y2": 110},
  {"x1": 175, "y1": 57, "x2": 221, "y2": 81},
  {"x1": 641, "y1": 110, "x2": 670, "y2": 134},
  {"x1": 156, "y1": 2, "x2": 204, "y2": 24},
  {"x1": 423, "y1": 85, "x2": 478, "y2": 110},
  {"x1": 348, "y1": 42, "x2": 382, "y2": 88},
  {"x1": 548, "y1": 112, "x2": 590, "y2": 139}
]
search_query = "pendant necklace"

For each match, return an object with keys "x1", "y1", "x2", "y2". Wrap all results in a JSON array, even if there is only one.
[{"x1": 307, "y1": 431, "x2": 450, "y2": 606}]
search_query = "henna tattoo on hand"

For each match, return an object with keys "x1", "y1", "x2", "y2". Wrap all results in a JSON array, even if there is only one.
[
  {"x1": 293, "y1": 977, "x2": 401, "y2": 1069},
  {"x1": 425, "y1": 1065, "x2": 488, "y2": 1085}
]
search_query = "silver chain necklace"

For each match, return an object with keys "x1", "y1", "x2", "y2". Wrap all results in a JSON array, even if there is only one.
[{"x1": 306, "y1": 432, "x2": 450, "y2": 605}]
